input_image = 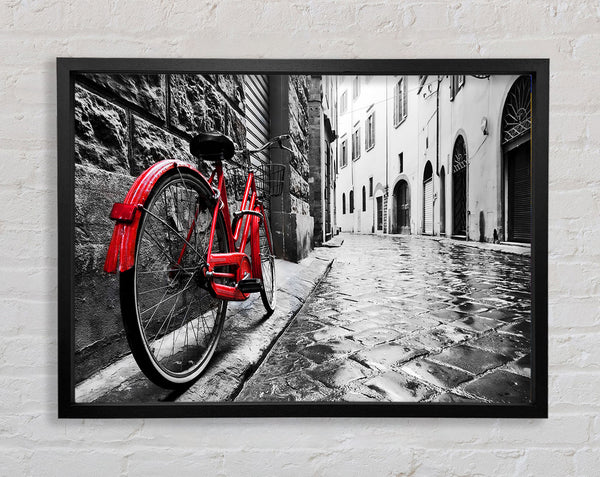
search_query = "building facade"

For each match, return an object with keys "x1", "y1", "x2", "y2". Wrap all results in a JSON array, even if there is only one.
[{"x1": 331, "y1": 74, "x2": 532, "y2": 245}]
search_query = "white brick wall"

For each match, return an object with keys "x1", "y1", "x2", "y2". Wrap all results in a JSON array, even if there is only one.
[{"x1": 1, "y1": 0, "x2": 598, "y2": 475}]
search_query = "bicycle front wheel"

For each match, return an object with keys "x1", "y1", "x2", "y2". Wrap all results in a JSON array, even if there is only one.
[
  {"x1": 258, "y1": 212, "x2": 276, "y2": 313},
  {"x1": 120, "y1": 170, "x2": 229, "y2": 388}
]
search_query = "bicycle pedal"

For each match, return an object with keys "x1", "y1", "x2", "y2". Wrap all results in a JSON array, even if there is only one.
[{"x1": 237, "y1": 278, "x2": 262, "y2": 293}]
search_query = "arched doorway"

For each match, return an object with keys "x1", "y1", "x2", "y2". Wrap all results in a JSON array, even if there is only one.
[
  {"x1": 423, "y1": 162, "x2": 433, "y2": 235},
  {"x1": 440, "y1": 166, "x2": 446, "y2": 235},
  {"x1": 393, "y1": 179, "x2": 410, "y2": 234},
  {"x1": 452, "y1": 135, "x2": 467, "y2": 237},
  {"x1": 502, "y1": 75, "x2": 532, "y2": 243}
]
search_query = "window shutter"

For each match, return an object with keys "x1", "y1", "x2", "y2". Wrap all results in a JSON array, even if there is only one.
[
  {"x1": 372, "y1": 113, "x2": 375, "y2": 145},
  {"x1": 402, "y1": 76, "x2": 407, "y2": 119},
  {"x1": 393, "y1": 82, "x2": 398, "y2": 123}
]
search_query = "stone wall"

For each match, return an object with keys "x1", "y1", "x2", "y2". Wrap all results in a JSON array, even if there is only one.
[
  {"x1": 268, "y1": 75, "x2": 315, "y2": 262},
  {"x1": 287, "y1": 75, "x2": 311, "y2": 216},
  {"x1": 307, "y1": 76, "x2": 325, "y2": 246},
  {"x1": 73, "y1": 73, "x2": 276, "y2": 383}
]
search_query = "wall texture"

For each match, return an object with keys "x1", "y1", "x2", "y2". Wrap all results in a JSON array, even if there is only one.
[{"x1": 1, "y1": 0, "x2": 599, "y2": 475}]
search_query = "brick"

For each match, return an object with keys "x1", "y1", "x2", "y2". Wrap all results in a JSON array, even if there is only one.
[
  {"x1": 30, "y1": 450, "x2": 123, "y2": 477},
  {"x1": 550, "y1": 372, "x2": 600, "y2": 406},
  {"x1": 549, "y1": 296, "x2": 600, "y2": 327},
  {"x1": 520, "y1": 449, "x2": 577, "y2": 476},
  {"x1": 551, "y1": 332, "x2": 600, "y2": 369}
]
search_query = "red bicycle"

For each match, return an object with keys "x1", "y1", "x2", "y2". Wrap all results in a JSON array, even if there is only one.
[{"x1": 104, "y1": 132, "x2": 290, "y2": 388}]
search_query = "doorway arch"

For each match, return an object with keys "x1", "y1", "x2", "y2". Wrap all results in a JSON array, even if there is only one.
[
  {"x1": 393, "y1": 179, "x2": 410, "y2": 234},
  {"x1": 452, "y1": 135, "x2": 467, "y2": 237},
  {"x1": 502, "y1": 75, "x2": 532, "y2": 243}
]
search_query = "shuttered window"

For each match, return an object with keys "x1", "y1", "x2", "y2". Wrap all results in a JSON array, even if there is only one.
[
  {"x1": 244, "y1": 75, "x2": 270, "y2": 166},
  {"x1": 394, "y1": 77, "x2": 407, "y2": 126},
  {"x1": 352, "y1": 127, "x2": 360, "y2": 161},
  {"x1": 365, "y1": 112, "x2": 375, "y2": 150},
  {"x1": 340, "y1": 139, "x2": 348, "y2": 167}
]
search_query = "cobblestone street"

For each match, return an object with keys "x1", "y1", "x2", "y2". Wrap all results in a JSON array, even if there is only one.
[{"x1": 237, "y1": 233, "x2": 532, "y2": 403}]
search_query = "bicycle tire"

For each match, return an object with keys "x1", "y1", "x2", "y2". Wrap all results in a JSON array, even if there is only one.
[
  {"x1": 258, "y1": 211, "x2": 276, "y2": 313},
  {"x1": 120, "y1": 169, "x2": 229, "y2": 389}
]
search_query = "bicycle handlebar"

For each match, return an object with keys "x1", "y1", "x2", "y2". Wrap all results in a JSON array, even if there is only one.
[{"x1": 235, "y1": 134, "x2": 294, "y2": 156}]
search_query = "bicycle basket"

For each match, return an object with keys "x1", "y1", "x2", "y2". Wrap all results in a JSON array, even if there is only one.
[
  {"x1": 231, "y1": 162, "x2": 285, "y2": 201},
  {"x1": 256, "y1": 162, "x2": 285, "y2": 198}
]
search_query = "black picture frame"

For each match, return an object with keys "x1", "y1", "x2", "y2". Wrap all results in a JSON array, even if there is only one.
[{"x1": 58, "y1": 58, "x2": 548, "y2": 418}]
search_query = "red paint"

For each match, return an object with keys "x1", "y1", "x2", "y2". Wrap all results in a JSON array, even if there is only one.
[
  {"x1": 103, "y1": 160, "x2": 211, "y2": 273},
  {"x1": 109, "y1": 203, "x2": 138, "y2": 222},
  {"x1": 105, "y1": 157, "x2": 272, "y2": 304}
]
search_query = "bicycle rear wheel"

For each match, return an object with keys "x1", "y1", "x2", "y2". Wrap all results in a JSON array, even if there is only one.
[{"x1": 120, "y1": 170, "x2": 229, "y2": 388}]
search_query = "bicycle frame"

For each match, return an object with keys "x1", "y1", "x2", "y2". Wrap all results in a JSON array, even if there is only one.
[{"x1": 202, "y1": 161, "x2": 273, "y2": 301}]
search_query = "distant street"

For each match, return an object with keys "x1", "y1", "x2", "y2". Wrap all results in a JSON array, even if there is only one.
[{"x1": 237, "y1": 233, "x2": 532, "y2": 403}]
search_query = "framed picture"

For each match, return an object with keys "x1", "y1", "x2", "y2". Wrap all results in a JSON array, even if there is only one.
[{"x1": 58, "y1": 59, "x2": 548, "y2": 418}]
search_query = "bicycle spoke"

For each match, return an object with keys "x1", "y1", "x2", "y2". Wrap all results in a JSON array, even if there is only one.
[
  {"x1": 128, "y1": 171, "x2": 228, "y2": 384},
  {"x1": 139, "y1": 282, "x2": 194, "y2": 316},
  {"x1": 142, "y1": 206, "x2": 204, "y2": 260}
]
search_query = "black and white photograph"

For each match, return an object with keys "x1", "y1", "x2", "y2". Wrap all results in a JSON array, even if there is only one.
[{"x1": 58, "y1": 60, "x2": 547, "y2": 417}]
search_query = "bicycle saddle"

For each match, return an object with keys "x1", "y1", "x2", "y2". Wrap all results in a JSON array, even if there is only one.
[{"x1": 189, "y1": 132, "x2": 235, "y2": 161}]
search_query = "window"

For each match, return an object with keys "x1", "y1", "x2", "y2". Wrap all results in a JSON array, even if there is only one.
[
  {"x1": 340, "y1": 139, "x2": 348, "y2": 168},
  {"x1": 399, "y1": 152, "x2": 404, "y2": 173},
  {"x1": 342, "y1": 193, "x2": 346, "y2": 214},
  {"x1": 362, "y1": 186, "x2": 366, "y2": 211},
  {"x1": 369, "y1": 176, "x2": 373, "y2": 197},
  {"x1": 450, "y1": 75, "x2": 465, "y2": 101},
  {"x1": 352, "y1": 127, "x2": 361, "y2": 161},
  {"x1": 349, "y1": 190, "x2": 354, "y2": 213},
  {"x1": 340, "y1": 91, "x2": 348, "y2": 114},
  {"x1": 394, "y1": 77, "x2": 407, "y2": 126},
  {"x1": 365, "y1": 112, "x2": 375, "y2": 150},
  {"x1": 353, "y1": 76, "x2": 360, "y2": 98}
]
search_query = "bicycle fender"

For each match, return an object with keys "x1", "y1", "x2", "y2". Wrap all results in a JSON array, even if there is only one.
[{"x1": 103, "y1": 160, "x2": 213, "y2": 274}]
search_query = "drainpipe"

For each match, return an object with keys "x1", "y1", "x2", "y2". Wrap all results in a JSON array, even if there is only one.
[{"x1": 436, "y1": 75, "x2": 440, "y2": 177}]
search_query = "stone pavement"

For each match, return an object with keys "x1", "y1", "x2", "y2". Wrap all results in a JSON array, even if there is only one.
[
  {"x1": 236, "y1": 233, "x2": 532, "y2": 404},
  {"x1": 75, "y1": 246, "x2": 337, "y2": 403}
]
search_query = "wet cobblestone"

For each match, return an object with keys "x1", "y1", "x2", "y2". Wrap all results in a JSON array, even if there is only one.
[{"x1": 237, "y1": 233, "x2": 532, "y2": 403}]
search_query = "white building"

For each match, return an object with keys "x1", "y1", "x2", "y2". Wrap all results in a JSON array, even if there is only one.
[{"x1": 330, "y1": 74, "x2": 532, "y2": 245}]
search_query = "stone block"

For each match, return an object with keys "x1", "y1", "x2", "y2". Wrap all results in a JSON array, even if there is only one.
[
  {"x1": 288, "y1": 166, "x2": 309, "y2": 200},
  {"x1": 210, "y1": 74, "x2": 245, "y2": 109},
  {"x1": 74, "y1": 84, "x2": 129, "y2": 174},
  {"x1": 273, "y1": 211, "x2": 314, "y2": 263},
  {"x1": 131, "y1": 115, "x2": 194, "y2": 175},
  {"x1": 290, "y1": 194, "x2": 310, "y2": 215},
  {"x1": 462, "y1": 370, "x2": 531, "y2": 403},
  {"x1": 169, "y1": 74, "x2": 246, "y2": 148},
  {"x1": 364, "y1": 370, "x2": 435, "y2": 402},
  {"x1": 74, "y1": 164, "x2": 134, "y2": 247},
  {"x1": 80, "y1": 73, "x2": 166, "y2": 120},
  {"x1": 431, "y1": 344, "x2": 511, "y2": 375},
  {"x1": 289, "y1": 212, "x2": 314, "y2": 262}
]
